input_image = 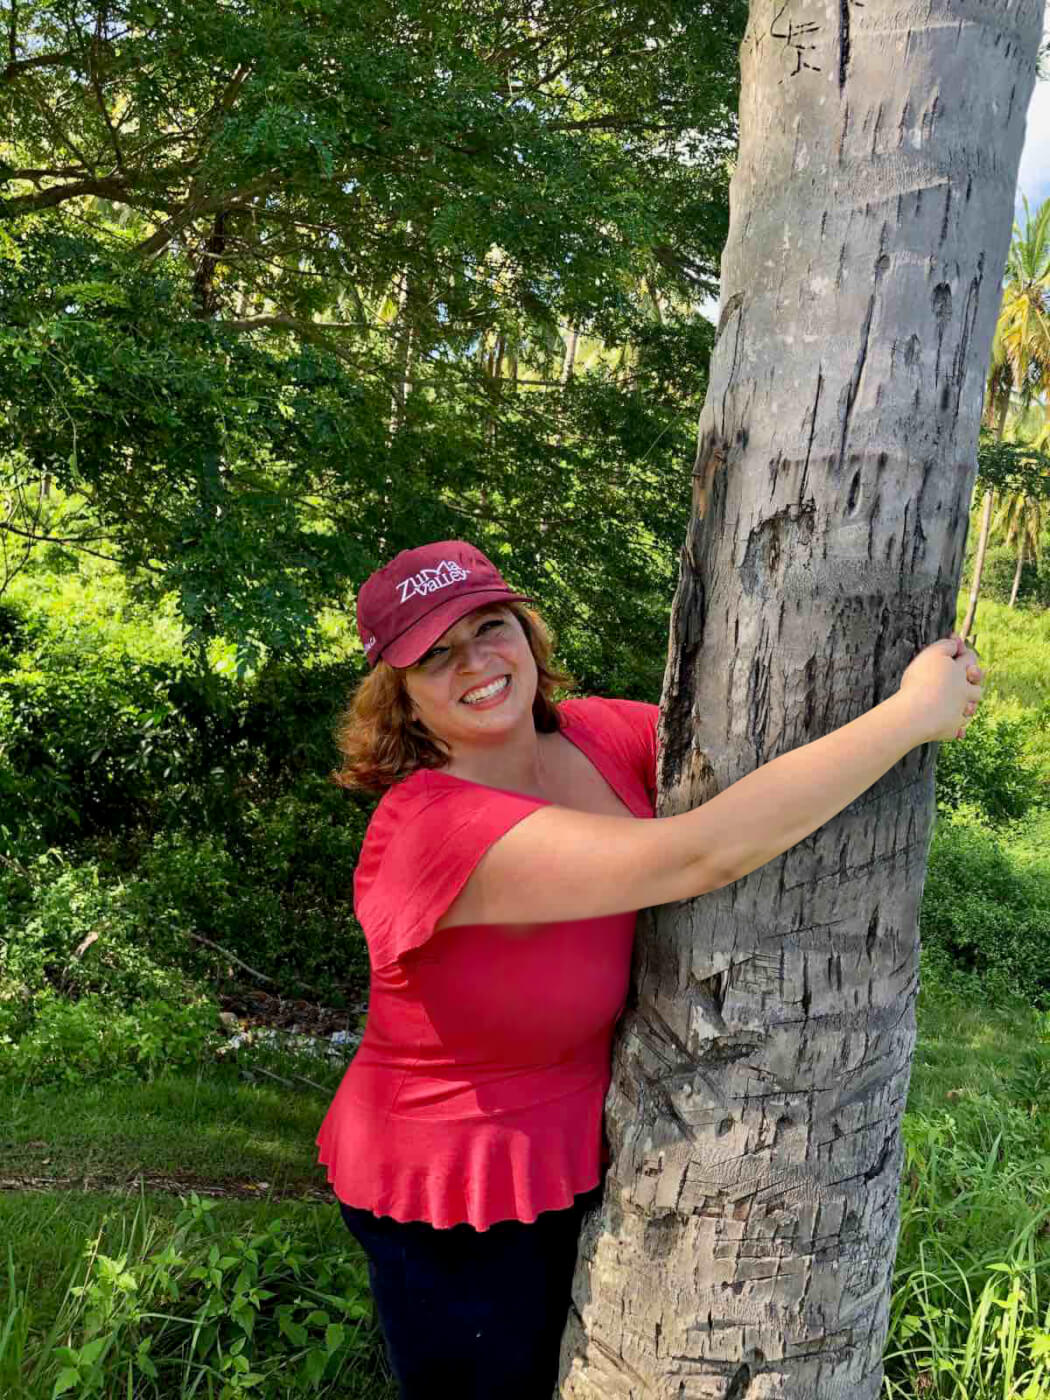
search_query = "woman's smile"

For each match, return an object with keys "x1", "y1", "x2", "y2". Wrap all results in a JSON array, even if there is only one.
[{"x1": 460, "y1": 675, "x2": 511, "y2": 707}]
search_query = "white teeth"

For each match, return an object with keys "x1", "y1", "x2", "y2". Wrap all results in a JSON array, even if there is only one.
[{"x1": 462, "y1": 676, "x2": 509, "y2": 704}]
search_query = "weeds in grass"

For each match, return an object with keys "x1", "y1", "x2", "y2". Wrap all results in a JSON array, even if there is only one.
[
  {"x1": 885, "y1": 1222, "x2": 1050, "y2": 1398},
  {"x1": 885, "y1": 1003, "x2": 1050, "y2": 1399},
  {"x1": 2, "y1": 1195, "x2": 391, "y2": 1399}
]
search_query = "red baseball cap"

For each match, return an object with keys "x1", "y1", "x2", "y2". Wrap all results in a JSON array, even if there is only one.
[{"x1": 356, "y1": 540, "x2": 533, "y2": 668}]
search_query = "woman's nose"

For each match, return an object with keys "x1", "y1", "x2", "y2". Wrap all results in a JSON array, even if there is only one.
[{"x1": 455, "y1": 639, "x2": 489, "y2": 671}]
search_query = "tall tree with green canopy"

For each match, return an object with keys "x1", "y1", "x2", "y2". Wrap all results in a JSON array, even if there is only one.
[
  {"x1": 0, "y1": 0, "x2": 746, "y2": 694},
  {"x1": 560, "y1": 3, "x2": 1042, "y2": 1396}
]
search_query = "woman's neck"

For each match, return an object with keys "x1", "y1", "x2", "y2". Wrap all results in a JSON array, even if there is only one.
[{"x1": 443, "y1": 723, "x2": 555, "y2": 797}]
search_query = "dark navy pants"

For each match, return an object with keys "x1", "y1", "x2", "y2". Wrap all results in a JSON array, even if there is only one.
[{"x1": 339, "y1": 1184, "x2": 602, "y2": 1399}]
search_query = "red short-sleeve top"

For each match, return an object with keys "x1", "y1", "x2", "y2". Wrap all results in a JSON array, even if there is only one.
[{"x1": 315, "y1": 695, "x2": 659, "y2": 1231}]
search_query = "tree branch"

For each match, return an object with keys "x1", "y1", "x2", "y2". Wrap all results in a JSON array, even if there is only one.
[
  {"x1": 547, "y1": 117, "x2": 679, "y2": 132},
  {"x1": 1, "y1": 48, "x2": 78, "y2": 84},
  {"x1": 187, "y1": 930, "x2": 327, "y2": 998},
  {"x1": 134, "y1": 174, "x2": 275, "y2": 259},
  {"x1": 88, "y1": 17, "x2": 125, "y2": 170},
  {"x1": 217, "y1": 314, "x2": 365, "y2": 333},
  {"x1": 0, "y1": 175, "x2": 128, "y2": 217},
  {"x1": 5, "y1": 164, "x2": 92, "y2": 180},
  {"x1": 0, "y1": 520, "x2": 165, "y2": 572}
]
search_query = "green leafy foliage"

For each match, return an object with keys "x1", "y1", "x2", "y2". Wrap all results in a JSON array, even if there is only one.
[
  {"x1": 0, "y1": 1, "x2": 744, "y2": 675},
  {"x1": 0, "y1": 992, "x2": 217, "y2": 1087},
  {"x1": 0, "y1": 854, "x2": 194, "y2": 1007},
  {"x1": 934, "y1": 704, "x2": 1050, "y2": 823},
  {"x1": 976, "y1": 431, "x2": 1050, "y2": 499},
  {"x1": 4, "y1": 1195, "x2": 388, "y2": 1399},
  {"x1": 920, "y1": 807, "x2": 1050, "y2": 1005}
]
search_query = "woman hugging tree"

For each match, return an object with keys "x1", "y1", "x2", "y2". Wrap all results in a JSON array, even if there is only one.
[{"x1": 316, "y1": 539, "x2": 983, "y2": 1400}]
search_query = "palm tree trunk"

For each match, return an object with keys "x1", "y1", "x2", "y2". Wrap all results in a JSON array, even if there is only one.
[
  {"x1": 961, "y1": 388, "x2": 1009, "y2": 638},
  {"x1": 388, "y1": 273, "x2": 417, "y2": 436},
  {"x1": 560, "y1": 3, "x2": 1041, "y2": 1397},
  {"x1": 550, "y1": 327, "x2": 579, "y2": 462},
  {"x1": 562, "y1": 326, "x2": 579, "y2": 384},
  {"x1": 961, "y1": 487, "x2": 996, "y2": 636},
  {"x1": 1009, "y1": 530, "x2": 1025, "y2": 607}
]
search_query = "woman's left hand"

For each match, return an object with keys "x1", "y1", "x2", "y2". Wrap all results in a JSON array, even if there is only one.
[{"x1": 953, "y1": 634, "x2": 985, "y2": 739}]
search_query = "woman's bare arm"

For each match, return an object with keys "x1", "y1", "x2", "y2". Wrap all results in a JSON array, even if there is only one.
[{"x1": 435, "y1": 691, "x2": 933, "y2": 930}]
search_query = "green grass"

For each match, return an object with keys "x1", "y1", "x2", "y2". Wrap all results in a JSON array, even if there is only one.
[
  {"x1": 0, "y1": 1191, "x2": 323, "y2": 1348},
  {"x1": 1, "y1": 1064, "x2": 334, "y2": 1191},
  {"x1": 956, "y1": 594, "x2": 1050, "y2": 715},
  {"x1": 908, "y1": 982, "x2": 1048, "y2": 1108},
  {"x1": 886, "y1": 980, "x2": 1050, "y2": 1398},
  {"x1": 0, "y1": 1191, "x2": 395, "y2": 1399},
  {"x1": 2, "y1": 979, "x2": 1048, "y2": 1397}
]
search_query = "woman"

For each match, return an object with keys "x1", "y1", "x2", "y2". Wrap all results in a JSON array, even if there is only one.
[{"x1": 317, "y1": 539, "x2": 983, "y2": 1400}]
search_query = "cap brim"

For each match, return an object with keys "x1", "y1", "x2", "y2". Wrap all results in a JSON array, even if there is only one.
[{"x1": 380, "y1": 589, "x2": 534, "y2": 668}]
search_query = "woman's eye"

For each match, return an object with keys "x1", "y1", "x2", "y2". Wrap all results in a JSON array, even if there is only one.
[{"x1": 419, "y1": 620, "x2": 501, "y2": 665}]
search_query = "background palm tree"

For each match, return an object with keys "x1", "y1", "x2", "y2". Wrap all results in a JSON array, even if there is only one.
[
  {"x1": 964, "y1": 196, "x2": 1050, "y2": 636},
  {"x1": 990, "y1": 480, "x2": 1044, "y2": 606}
]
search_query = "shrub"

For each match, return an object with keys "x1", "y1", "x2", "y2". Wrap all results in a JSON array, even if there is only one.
[
  {"x1": 0, "y1": 991, "x2": 217, "y2": 1086},
  {"x1": 934, "y1": 704, "x2": 1049, "y2": 824},
  {"x1": 920, "y1": 806, "x2": 1050, "y2": 1005},
  {"x1": 0, "y1": 597, "x2": 44, "y2": 669},
  {"x1": 236, "y1": 655, "x2": 363, "y2": 783},
  {"x1": 0, "y1": 855, "x2": 198, "y2": 1009},
  {"x1": 225, "y1": 779, "x2": 371, "y2": 989},
  {"x1": 1, "y1": 815, "x2": 369, "y2": 1014},
  {"x1": 12, "y1": 1194, "x2": 388, "y2": 1399},
  {"x1": 0, "y1": 599, "x2": 374, "y2": 994},
  {"x1": 123, "y1": 811, "x2": 369, "y2": 995},
  {"x1": 0, "y1": 653, "x2": 243, "y2": 842}
]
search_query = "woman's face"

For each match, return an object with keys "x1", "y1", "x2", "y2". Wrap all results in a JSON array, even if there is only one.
[{"x1": 401, "y1": 604, "x2": 539, "y2": 751}]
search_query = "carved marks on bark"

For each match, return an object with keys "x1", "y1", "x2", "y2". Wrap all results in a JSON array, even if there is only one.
[
  {"x1": 694, "y1": 433, "x2": 729, "y2": 526},
  {"x1": 770, "y1": 2, "x2": 821, "y2": 79},
  {"x1": 660, "y1": 508, "x2": 725, "y2": 816},
  {"x1": 765, "y1": 0, "x2": 865, "y2": 86}
]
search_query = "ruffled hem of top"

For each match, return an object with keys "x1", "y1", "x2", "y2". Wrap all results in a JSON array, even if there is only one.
[{"x1": 316, "y1": 1077, "x2": 607, "y2": 1232}]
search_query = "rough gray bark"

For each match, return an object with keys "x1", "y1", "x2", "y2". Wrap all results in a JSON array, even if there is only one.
[{"x1": 559, "y1": 3, "x2": 1041, "y2": 1397}]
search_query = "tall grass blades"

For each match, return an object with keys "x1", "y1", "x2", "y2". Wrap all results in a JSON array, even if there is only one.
[
  {"x1": 2, "y1": 1195, "x2": 391, "y2": 1400},
  {"x1": 886, "y1": 1088, "x2": 1050, "y2": 1399},
  {"x1": 885, "y1": 1228, "x2": 1050, "y2": 1398}
]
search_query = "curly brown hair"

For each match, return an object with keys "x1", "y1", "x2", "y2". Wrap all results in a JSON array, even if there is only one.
[{"x1": 332, "y1": 603, "x2": 575, "y2": 794}]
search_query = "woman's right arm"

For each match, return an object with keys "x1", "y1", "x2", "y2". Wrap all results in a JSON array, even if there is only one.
[{"x1": 435, "y1": 638, "x2": 983, "y2": 930}]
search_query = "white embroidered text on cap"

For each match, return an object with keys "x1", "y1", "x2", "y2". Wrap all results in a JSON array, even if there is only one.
[{"x1": 396, "y1": 560, "x2": 470, "y2": 604}]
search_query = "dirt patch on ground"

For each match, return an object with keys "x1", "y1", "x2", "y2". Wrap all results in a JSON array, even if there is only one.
[
  {"x1": 0, "y1": 1169, "x2": 333, "y2": 1201},
  {"x1": 219, "y1": 987, "x2": 366, "y2": 1039}
]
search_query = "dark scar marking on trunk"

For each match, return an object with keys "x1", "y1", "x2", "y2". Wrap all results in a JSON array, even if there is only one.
[
  {"x1": 716, "y1": 290, "x2": 744, "y2": 343},
  {"x1": 801, "y1": 366, "x2": 822, "y2": 504},
  {"x1": 725, "y1": 1361, "x2": 754, "y2": 1399},
  {"x1": 838, "y1": 240, "x2": 888, "y2": 470},
  {"x1": 863, "y1": 1132, "x2": 895, "y2": 1183}
]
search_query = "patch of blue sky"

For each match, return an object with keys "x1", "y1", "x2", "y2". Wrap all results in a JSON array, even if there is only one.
[{"x1": 1016, "y1": 72, "x2": 1050, "y2": 218}]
